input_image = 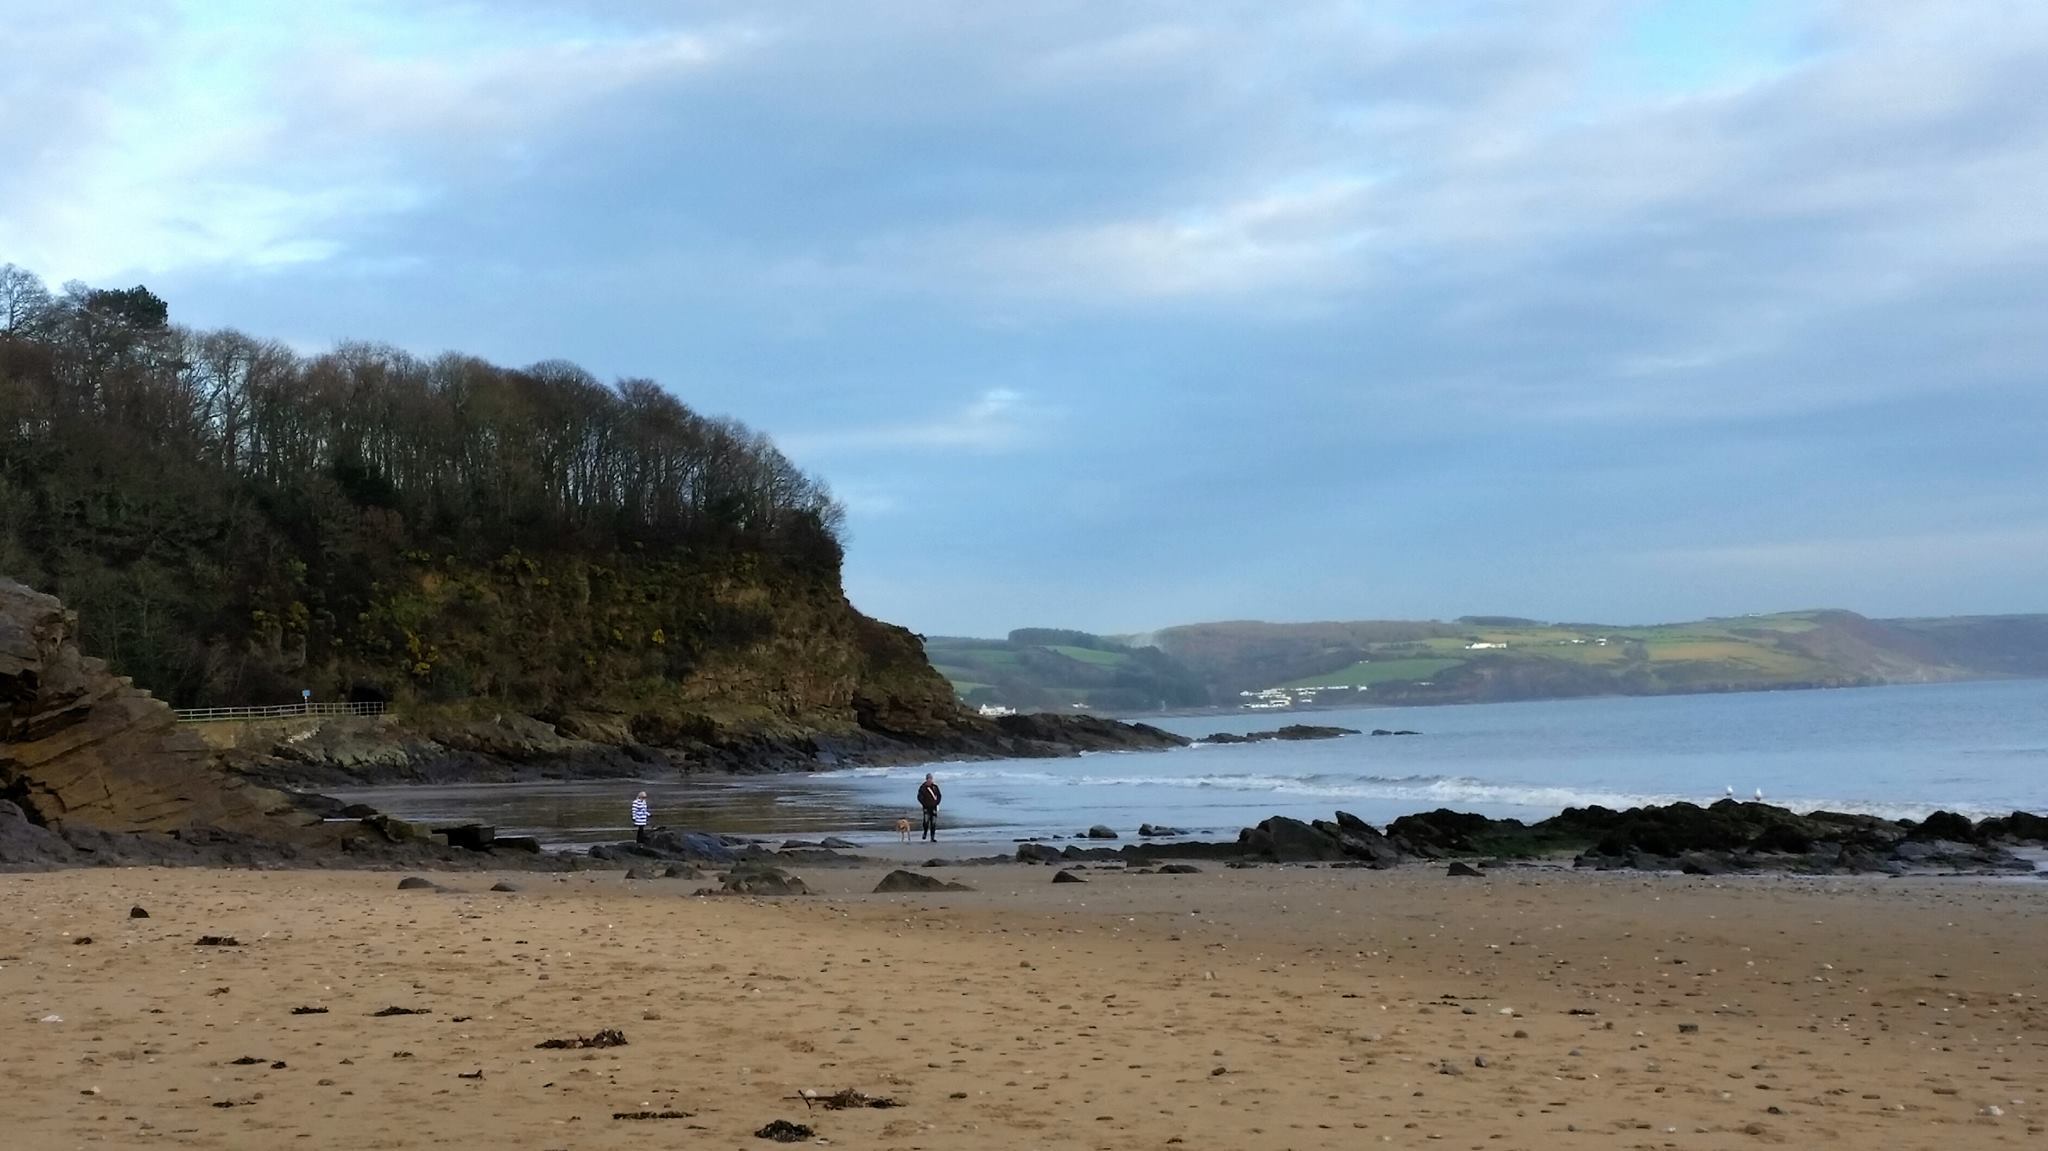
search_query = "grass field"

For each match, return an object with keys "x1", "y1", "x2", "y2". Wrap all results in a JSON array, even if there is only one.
[
  {"x1": 1281, "y1": 657, "x2": 1466, "y2": 689},
  {"x1": 1049, "y1": 645, "x2": 1130, "y2": 666}
]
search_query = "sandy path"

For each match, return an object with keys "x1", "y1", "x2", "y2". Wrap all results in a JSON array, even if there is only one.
[{"x1": 3, "y1": 863, "x2": 2044, "y2": 1149}]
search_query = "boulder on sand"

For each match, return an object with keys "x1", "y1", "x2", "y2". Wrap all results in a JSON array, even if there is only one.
[
  {"x1": 715, "y1": 864, "x2": 809, "y2": 896},
  {"x1": 873, "y1": 869, "x2": 973, "y2": 893},
  {"x1": 1052, "y1": 869, "x2": 1088, "y2": 884},
  {"x1": 1085, "y1": 825, "x2": 1118, "y2": 839}
]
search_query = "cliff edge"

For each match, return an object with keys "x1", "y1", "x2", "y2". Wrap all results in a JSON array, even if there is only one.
[{"x1": 1, "y1": 578, "x2": 331, "y2": 861}]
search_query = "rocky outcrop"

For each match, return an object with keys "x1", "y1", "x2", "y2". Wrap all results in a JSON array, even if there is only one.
[
  {"x1": 1201, "y1": 724, "x2": 1359, "y2": 744},
  {"x1": 1401, "y1": 800, "x2": 2048, "y2": 876},
  {"x1": 221, "y1": 697, "x2": 1190, "y2": 790},
  {"x1": 1013, "y1": 801, "x2": 2048, "y2": 877},
  {"x1": 1, "y1": 579, "x2": 326, "y2": 849}
]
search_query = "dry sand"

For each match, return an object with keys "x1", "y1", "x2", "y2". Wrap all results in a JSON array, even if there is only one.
[{"x1": 3, "y1": 861, "x2": 2045, "y2": 1149}]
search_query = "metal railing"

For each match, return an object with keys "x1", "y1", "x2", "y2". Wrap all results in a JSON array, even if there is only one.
[{"x1": 173, "y1": 701, "x2": 388, "y2": 723}]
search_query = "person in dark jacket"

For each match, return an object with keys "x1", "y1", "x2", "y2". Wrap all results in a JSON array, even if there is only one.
[{"x1": 916, "y1": 774, "x2": 943, "y2": 841}]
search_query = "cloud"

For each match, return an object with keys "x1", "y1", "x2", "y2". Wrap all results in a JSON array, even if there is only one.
[
  {"x1": 0, "y1": 0, "x2": 743, "y2": 281},
  {"x1": 783, "y1": 388, "x2": 1044, "y2": 457},
  {"x1": 7, "y1": 1, "x2": 2047, "y2": 632}
]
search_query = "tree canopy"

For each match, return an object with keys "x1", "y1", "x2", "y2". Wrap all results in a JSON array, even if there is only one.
[{"x1": 0, "y1": 263, "x2": 845, "y2": 705}]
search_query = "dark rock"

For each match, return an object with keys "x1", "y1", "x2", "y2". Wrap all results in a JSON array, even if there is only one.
[
  {"x1": 1137, "y1": 823, "x2": 1186, "y2": 837},
  {"x1": 433, "y1": 824, "x2": 496, "y2": 851},
  {"x1": 1275, "y1": 724, "x2": 1360, "y2": 740},
  {"x1": 1052, "y1": 869, "x2": 1088, "y2": 884},
  {"x1": 819, "y1": 837, "x2": 859, "y2": 850},
  {"x1": 1834, "y1": 845, "x2": 1904, "y2": 875},
  {"x1": 1243, "y1": 816, "x2": 1346, "y2": 863},
  {"x1": 718, "y1": 864, "x2": 809, "y2": 896},
  {"x1": 1313, "y1": 812, "x2": 1403, "y2": 867},
  {"x1": 874, "y1": 869, "x2": 972, "y2": 893},
  {"x1": 371, "y1": 1006, "x2": 428, "y2": 1017},
  {"x1": 489, "y1": 881, "x2": 521, "y2": 892},
  {"x1": 648, "y1": 828, "x2": 742, "y2": 862},
  {"x1": 1370, "y1": 728, "x2": 1421, "y2": 736},
  {"x1": 810, "y1": 1088, "x2": 901, "y2": 1110},
  {"x1": 755, "y1": 1119, "x2": 814, "y2": 1142},
  {"x1": 1202, "y1": 725, "x2": 1359, "y2": 745},
  {"x1": 195, "y1": 935, "x2": 240, "y2": 946},
  {"x1": 129, "y1": 905, "x2": 149, "y2": 919},
  {"x1": 395, "y1": 876, "x2": 440, "y2": 890},
  {"x1": 622, "y1": 867, "x2": 650, "y2": 880},
  {"x1": 1386, "y1": 809, "x2": 1514, "y2": 857},
  {"x1": 1978, "y1": 811, "x2": 2048, "y2": 844},
  {"x1": 1157, "y1": 863, "x2": 1202, "y2": 874},
  {"x1": 490, "y1": 835, "x2": 541, "y2": 854},
  {"x1": 535, "y1": 1028, "x2": 627, "y2": 1049},
  {"x1": 989, "y1": 711, "x2": 1189, "y2": 752},
  {"x1": 1678, "y1": 852, "x2": 1732, "y2": 876},
  {"x1": 1446, "y1": 860, "x2": 1484, "y2": 877},
  {"x1": 338, "y1": 803, "x2": 379, "y2": 819},
  {"x1": 360, "y1": 814, "x2": 423, "y2": 844},
  {"x1": 780, "y1": 839, "x2": 822, "y2": 849},
  {"x1": 659, "y1": 864, "x2": 700, "y2": 879},
  {"x1": 923, "y1": 858, "x2": 944, "y2": 867},
  {"x1": 1016, "y1": 843, "x2": 1065, "y2": 864},
  {"x1": 1086, "y1": 825, "x2": 1118, "y2": 839},
  {"x1": 1911, "y1": 810, "x2": 1979, "y2": 843}
]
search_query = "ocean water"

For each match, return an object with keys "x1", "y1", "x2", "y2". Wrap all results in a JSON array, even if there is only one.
[
  {"x1": 809, "y1": 679, "x2": 2048, "y2": 843},
  {"x1": 341, "y1": 679, "x2": 2048, "y2": 847}
]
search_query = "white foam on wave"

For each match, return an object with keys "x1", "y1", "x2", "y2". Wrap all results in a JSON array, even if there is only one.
[{"x1": 814, "y1": 764, "x2": 2017, "y2": 822}]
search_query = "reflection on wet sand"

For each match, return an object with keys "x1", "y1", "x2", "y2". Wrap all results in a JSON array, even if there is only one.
[{"x1": 328, "y1": 776, "x2": 914, "y2": 848}]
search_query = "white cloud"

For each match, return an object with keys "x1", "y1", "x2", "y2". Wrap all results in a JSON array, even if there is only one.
[
  {"x1": 0, "y1": 2, "x2": 745, "y2": 282},
  {"x1": 783, "y1": 388, "x2": 1044, "y2": 457},
  {"x1": 971, "y1": 178, "x2": 1380, "y2": 302}
]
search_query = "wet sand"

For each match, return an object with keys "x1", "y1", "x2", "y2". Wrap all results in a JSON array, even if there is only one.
[{"x1": 3, "y1": 863, "x2": 2045, "y2": 1149}]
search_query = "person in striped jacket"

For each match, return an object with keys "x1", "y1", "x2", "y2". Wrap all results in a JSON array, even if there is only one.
[{"x1": 631, "y1": 791, "x2": 651, "y2": 842}]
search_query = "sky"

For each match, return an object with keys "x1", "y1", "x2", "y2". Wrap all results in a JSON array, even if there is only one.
[{"x1": 2, "y1": 0, "x2": 2044, "y2": 636}]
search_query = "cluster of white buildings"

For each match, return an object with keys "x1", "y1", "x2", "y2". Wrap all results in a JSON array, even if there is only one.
[{"x1": 1236, "y1": 684, "x2": 1364, "y2": 710}]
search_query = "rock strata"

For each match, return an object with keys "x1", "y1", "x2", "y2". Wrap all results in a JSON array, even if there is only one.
[{"x1": 1, "y1": 579, "x2": 339, "y2": 866}]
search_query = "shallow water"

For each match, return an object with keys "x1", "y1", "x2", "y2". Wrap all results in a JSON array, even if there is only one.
[{"x1": 343, "y1": 678, "x2": 2048, "y2": 846}]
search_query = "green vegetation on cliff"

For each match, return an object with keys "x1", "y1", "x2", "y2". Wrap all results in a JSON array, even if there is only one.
[
  {"x1": 927, "y1": 629, "x2": 1208, "y2": 713},
  {"x1": 0, "y1": 263, "x2": 955, "y2": 740}
]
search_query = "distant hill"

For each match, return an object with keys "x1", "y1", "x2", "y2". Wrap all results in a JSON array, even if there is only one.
[
  {"x1": 938, "y1": 611, "x2": 2048, "y2": 713},
  {"x1": 925, "y1": 630, "x2": 1209, "y2": 713}
]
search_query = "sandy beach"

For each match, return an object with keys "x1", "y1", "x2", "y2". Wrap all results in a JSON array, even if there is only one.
[{"x1": 4, "y1": 862, "x2": 2045, "y2": 1150}]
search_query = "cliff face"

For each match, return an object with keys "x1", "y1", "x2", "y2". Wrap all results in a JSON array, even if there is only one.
[
  {"x1": 318, "y1": 551, "x2": 982, "y2": 750},
  {"x1": 0, "y1": 579, "x2": 320, "y2": 839}
]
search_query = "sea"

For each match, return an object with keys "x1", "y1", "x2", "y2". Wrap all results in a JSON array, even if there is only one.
[{"x1": 335, "y1": 678, "x2": 2048, "y2": 850}]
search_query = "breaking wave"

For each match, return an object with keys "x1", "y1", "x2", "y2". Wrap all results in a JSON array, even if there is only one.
[{"x1": 815, "y1": 764, "x2": 2013, "y2": 823}]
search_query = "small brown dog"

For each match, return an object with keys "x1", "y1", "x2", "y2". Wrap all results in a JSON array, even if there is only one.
[{"x1": 895, "y1": 817, "x2": 912, "y2": 843}]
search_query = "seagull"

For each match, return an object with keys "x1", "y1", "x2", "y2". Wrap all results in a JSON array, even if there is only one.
[
  {"x1": 1724, "y1": 785, "x2": 1734, "y2": 799},
  {"x1": 1753, "y1": 787, "x2": 1765, "y2": 802}
]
